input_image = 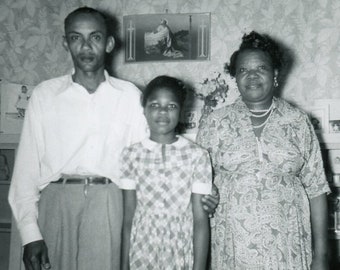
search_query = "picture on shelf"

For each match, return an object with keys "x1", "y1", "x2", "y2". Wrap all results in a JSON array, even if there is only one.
[
  {"x1": 0, "y1": 149, "x2": 15, "y2": 181},
  {"x1": 123, "y1": 13, "x2": 210, "y2": 62},
  {"x1": 0, "y1": 81, "x2": 34, "y2": 134},
  {"x1": 329, "y1": 120, "x2": 340, "y2": 133},
  {"x1": 309, "y1": 106, "x2": 328, "y2": 133}
]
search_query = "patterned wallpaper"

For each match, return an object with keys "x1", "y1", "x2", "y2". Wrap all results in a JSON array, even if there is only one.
[{"x1": 1, "y1": 0, "x2": 340, "y2": 110}]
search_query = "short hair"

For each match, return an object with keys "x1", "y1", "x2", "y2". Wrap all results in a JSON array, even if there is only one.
[
  {"x1": 226, "y1": 31, "x2": 284, "y2": 77},
  {"x1": 142, "y1": 76, "x2": 187, "y2": 108},
  {"x1": 64, "y1": 7, "x2": 109, "y2": 34}
]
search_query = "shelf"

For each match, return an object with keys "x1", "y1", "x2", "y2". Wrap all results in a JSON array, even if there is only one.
[
  {"x1": 0, "y1": 133, "x2": 20, "y2": 145},
  {"x1": 0, "y1": 180, "x2": 10, "y2": 185},
  {"x1": 0, "y1": 221, "x2": 11, "y2": 233}
]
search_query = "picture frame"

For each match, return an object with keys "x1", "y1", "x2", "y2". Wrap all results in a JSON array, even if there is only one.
[
  {"x1": 0, "y1": 80, "x2": 33, "y2": 134},
  {"x1": 309, "y1": 106, "x2": 329, "y2": 133},
  {"x1": 123, "y1": 13, "x2": 211, "y2": 62}
]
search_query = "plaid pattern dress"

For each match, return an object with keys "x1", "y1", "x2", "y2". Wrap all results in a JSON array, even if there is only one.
[{"x1": 120, "y1": 136, "x2": 212, "y2": 269}]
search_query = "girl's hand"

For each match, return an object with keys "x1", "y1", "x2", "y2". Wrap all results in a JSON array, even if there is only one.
[
  {"x1": 311, "y1": 255, "x2": 328, "y2": 270},
  {"x1": 201, "y1": 184, "x2": 219, "y2": 217}
]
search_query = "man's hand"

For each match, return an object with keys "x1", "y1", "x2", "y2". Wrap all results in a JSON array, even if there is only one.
[
  {"x1": 201, "y1": 184, "x2": 219, "y2": 217},
  {"x1": 23, "y1": 240, "x2": 51, "y2": 270}
]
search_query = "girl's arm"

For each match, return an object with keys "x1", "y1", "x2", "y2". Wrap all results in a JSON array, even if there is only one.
[
  {"x1": 192, "y1": 193, "x2": 210, "y2": 270},
  {"x1": 121, "y1": 190, "x2": 137, "y2": 270},
  {"x1": 310, "y1": 193, "x2": 329, "y2": 270}
]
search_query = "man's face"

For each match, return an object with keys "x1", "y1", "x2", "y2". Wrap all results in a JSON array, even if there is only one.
[{"x1": 63, "y1": 13, "x2": 114, "y2": 73}]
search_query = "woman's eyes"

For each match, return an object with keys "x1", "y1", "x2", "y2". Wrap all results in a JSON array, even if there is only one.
[
  {"x1": 149, "y1": 103, "x2": 178, "y2": 110},
  {"x1": 238, "y1": 65, "x2": 268, "y2": 73}
]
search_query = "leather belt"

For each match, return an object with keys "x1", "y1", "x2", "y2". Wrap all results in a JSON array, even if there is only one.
[{"x1": 54, "y1": 177, "x2": 111, "y2": 185}]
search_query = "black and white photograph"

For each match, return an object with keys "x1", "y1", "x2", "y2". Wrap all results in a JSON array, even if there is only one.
[{"x1": 124, "y1": 13, "x2": 210, "y2": 62}]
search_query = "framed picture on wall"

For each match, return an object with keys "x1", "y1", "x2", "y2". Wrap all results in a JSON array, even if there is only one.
[
  {"x1": 123, "y1": 13, "x2": 210, "y2": 62},
  {"x1": 309, "y1": 105, "x2": 329, "y2": 133},
  {"x1": 0, "y1": 80, "x2": 34, "y2": 134}
]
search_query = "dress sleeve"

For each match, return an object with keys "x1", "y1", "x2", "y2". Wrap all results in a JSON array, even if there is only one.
[
  {"x1": 191, "y1": 149, "x2": 212, "y2": 195},
  {"x1": 196, "y1": 111, "x2": 221, "y2": 169},
  {"x1": 299, "y1": 114, "x2": 330, "y2": 199},
  {"x1": 119, "y1": 147, "x2": 137, "y2": 190}
]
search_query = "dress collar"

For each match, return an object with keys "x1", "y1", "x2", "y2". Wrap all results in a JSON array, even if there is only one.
[{"x1": 141, "y1": 135, "x2": 187, "y2": 150}]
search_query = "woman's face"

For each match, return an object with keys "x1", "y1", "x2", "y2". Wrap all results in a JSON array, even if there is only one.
[{"x1": 235, "y1": 49, "x2": 278, "y2": 106}]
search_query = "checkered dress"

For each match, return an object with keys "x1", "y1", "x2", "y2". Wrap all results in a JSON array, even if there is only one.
[{"x1": 120, "y1": 136, "x2": 212, "y2": 269}]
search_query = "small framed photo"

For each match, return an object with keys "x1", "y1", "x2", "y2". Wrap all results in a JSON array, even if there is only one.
[
  {"x1": 123, "y1": 13, "x2": 210, "y2": 62},
  {"x1": 309, "y1": 106, "x2": 329, "y2": 133},
  {"x1": 0, "y1": 81, "x2": 33, "y2": 134},
  {"x1": 0, "y1": 148, "x2": 15, "y2": 182},
  {"x1": 329, "y1": 120, "x2": 340, "y2": 133}
]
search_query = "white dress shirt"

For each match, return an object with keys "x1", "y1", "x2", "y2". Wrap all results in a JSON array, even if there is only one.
[{"x1": 8, "y1": 71, "x2": 148, "y2": 245}]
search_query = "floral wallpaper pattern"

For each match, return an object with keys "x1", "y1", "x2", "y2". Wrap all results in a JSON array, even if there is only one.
[{"x1": 1, "y1": 0, "x2": 340, "y2": 110}]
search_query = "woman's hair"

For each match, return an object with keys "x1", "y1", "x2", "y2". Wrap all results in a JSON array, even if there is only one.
[
  {"x1": 142, "y1": 75, "x2": 187, "y2": 108},
  {"x1": 226, "y1": 31, "x2": 284, "y2": 77}
]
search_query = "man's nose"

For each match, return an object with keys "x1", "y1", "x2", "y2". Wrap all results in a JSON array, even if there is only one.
[{"x1": 81, "y1": 38, "x2": 92, "y2": 49}]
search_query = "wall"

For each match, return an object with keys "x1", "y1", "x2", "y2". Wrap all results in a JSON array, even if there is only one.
[{"x1": 1, "y1": 0, "x2": 340, "y2": 110}]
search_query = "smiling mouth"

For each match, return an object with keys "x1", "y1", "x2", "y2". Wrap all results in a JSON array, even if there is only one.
[{"x1": 156, "y1": 119, "x2": 170, "y2": 124}]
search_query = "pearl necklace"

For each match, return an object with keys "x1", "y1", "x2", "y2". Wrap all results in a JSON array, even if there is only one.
[
  {"x1": 249, "y1": 102, "x2": 274, "y2": 118},
  {"x1": 249, "y1": 102, "x2": 274, "y2": 129}
]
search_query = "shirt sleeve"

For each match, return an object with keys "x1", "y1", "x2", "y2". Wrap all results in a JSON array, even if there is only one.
[
  {"x1": 126, "y1": 86, "x2": 148, "y2": 146},
  {"x1": 192, "y1": 149, "x2": 212, "y2": 195},
  {"x1": 299, "y1": 114, "x2": 330, "y2": 199},
  {"x1": 8, "y1": 90, "x2": 45, "y2": 245},
  {"x1": 119, "y1": 147, "x2": 137, "y2": 190}
]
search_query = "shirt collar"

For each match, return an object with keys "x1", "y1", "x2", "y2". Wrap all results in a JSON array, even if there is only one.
[
  {"x1": 60, "y1": 70, "x2": 111, "y2": 94},
  {"x1": 141, "y1": 135, "x2": 187, "y2": 150}
]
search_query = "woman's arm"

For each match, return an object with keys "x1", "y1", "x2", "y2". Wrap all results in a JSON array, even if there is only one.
[
  {"x1": 310, "y1": 193, "x2": 329, "y2": 270},
  {"x1": 121, "y1": 190, "x2": 137, "y2": 270},
  {"x1": 201, "y1": 183, "x2": 219, "y2": 217},
  {"x1": 192, "y1": 193, "x2": 210, "y2": 270}
]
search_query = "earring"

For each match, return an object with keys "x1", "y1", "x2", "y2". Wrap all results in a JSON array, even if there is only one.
[{"x1": 273, "y1": 77, "x2": 278, "y2": 88}]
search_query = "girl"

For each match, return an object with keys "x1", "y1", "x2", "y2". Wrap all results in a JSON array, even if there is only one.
[{"x1": 120, "y1": 75, "x2": 212, "y2": 270}]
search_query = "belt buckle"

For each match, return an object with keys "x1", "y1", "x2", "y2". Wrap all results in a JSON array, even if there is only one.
[{"x1": 83, "y1": 177, "x2": 90, "y2": 196}]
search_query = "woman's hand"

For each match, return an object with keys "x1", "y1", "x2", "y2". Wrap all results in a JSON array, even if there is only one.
[{"x1": 201, "y1": 184, "x2": 219, "y2": 217}]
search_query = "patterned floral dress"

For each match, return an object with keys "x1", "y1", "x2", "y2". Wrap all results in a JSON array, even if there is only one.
[
  {"x1": 196, "y1": 97, "x2": 330, "y2": 270},
  {"x1": 120, "y1": 136, "x2": 212, "y2": 269}
]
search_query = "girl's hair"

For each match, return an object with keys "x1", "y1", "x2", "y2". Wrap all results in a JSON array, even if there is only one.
[
  {"x1": 142, "y1": 75, "x2": 187, "y2": 107},
  {"x1": 225, "y1": 31, "x2": 284, "y2": 77}
]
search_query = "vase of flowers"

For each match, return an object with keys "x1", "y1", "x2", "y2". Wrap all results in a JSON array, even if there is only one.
[
  {"x1": 179, "y1": 71, "x2": 238, "y2": 136},
  {"x1": 194, "y1": 71, "x2": 238, "y2": 118}
]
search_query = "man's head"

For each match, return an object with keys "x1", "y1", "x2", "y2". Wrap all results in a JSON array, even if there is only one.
[{"x1": 63, "y1": 7, "x2": 115, "y2": 73}]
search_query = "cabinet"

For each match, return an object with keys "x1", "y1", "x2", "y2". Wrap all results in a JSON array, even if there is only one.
[
  {"x1": 0, "y1": 134, "x2": 22, "y2": 270},
  {"x1": 319, "y1": 138, "x2": 340, "y2": 269}
]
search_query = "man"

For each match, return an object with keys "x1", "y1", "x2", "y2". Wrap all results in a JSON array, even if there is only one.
[{"x1": 9, "y1": 7, "x2": 218, "y2": 270}]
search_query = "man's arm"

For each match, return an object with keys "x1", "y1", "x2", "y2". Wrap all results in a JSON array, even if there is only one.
[
  {"x1": 192, "y1": 193, "x2": 210, "y2": 270},
  {"x1": 23, "y1": 240, "x2": 50, "y2": 270},
  {"x1": 8, "y1": 91, "x2": 50, "y2": 269},
  {"x1": 121, "y1": 190, "x2": 137, "y2": 270}
]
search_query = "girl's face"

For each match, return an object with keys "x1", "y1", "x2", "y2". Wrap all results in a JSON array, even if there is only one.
[
  {"x1": 144, "y1": 87, "x2": 181, "y2": 144},
  {"x1": 235, "y1": 49, "x2": 277, "y2": 107}
]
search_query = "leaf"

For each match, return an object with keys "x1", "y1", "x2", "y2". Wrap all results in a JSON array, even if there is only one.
[
  {"x1": 0, "y1": 5, "x2": 9, "y2": 22},
  {"x1": 26, "y1": 3, "x2": 36, "y2": 18},
  {"x1": 25, "y1": 36, "x2": 40, "y2": 49},
  {"x1": 318, "y1": 0, "x2": 328, "y2": 9},
  {"x1": 317, "y1": 28, "x2": 333, "y2": 43}
]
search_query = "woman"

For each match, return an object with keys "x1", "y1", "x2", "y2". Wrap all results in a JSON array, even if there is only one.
[{"x1": 197, "y1": 31, "x2": 330, "y2": 270}]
